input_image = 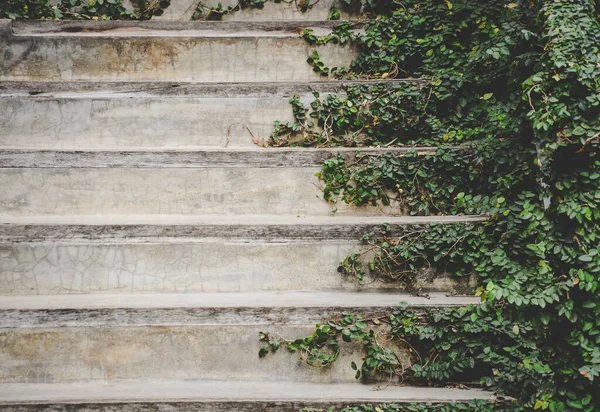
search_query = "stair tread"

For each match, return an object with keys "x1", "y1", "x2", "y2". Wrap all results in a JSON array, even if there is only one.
[
  {"x1": 0, "y1": 147, "x2": 436, "y2": 168},
  {"x1": 0, "y1": 79, "x2": 421, "y2": 96},
  {"x1": 10, "y1": 20, "x2": 363, "y2": 38},
  {"x1": 0, "y1": 291, "x2": 477, "y2": 311},
  {"x1": 0, "y1": 380, "x2": 495, "y2": 404},
  {"x1": 0, "y1": 214, "x2": 485, "y2": 226}
]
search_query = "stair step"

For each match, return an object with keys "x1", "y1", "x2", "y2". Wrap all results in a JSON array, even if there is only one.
[
  {"x1": 10, "y1": 20, "x2": 359, "y2": 37},
  {"x1": 0, "y1": 381, "x2": 496, "y2": 410},
  {"x1": 0, "y1": 215, "x2": 483, "y2": 295},
  {"x1": 0, "y1": 214, "x2": 485, "y2": 228},
  {"x1": 0, "y1": 148, "x2": 437, "y2": 217},
  {"x1": 0, "y1": 293, "x2": 476, "y2": 384},
  {"x1": 0, "y1": 80, "x2": 417, "y2": 150},
  {"x1": 0, "y1": 147, "x2": 433, "y2": 168},
  {"x1": 154, "y1": 0, "x2": 359, "y2": 22},
  {"x1": 0, "y1": 291, "x2": 477, "y2": 313},
  {"x1": 0, "y1": 21, "x2": 357, "y2": 82}
]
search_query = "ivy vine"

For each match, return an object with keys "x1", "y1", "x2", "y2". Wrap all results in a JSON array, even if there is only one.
[
  {"x1": 0, "y1": 0, "x2": 170, "y2": 19},
  {"x1": 191, "y1": 0, "x2": 368, "y2": 21},
  {"x1": 262, "y1": 1, "x2": 600, "y2": 411}
]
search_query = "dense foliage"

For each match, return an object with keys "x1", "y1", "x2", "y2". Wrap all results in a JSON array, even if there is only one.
[
  {"x1": 0, "y1": 0, "x2": 365, "y2": 20},
  {"x1": 261, "y1": 0, "x2": 600, "y2": 411},
  {"x1": 0, "y1": 0, "x2": 142, "y2": 19}
]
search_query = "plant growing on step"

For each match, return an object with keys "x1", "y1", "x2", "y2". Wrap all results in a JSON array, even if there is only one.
[
  {"x1": 262, "y1": 1, "x2": 600, "y2": 410},
  {"x1": 303, "y1": 22, "x2": 360, "y2": 46}
]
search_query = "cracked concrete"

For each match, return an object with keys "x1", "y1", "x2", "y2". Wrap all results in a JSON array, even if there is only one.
[
  {"x1": 0, "y1": 241, "x2": 475, "y2": 295},
  {"x1": 0, "y1": 324, "x2": 381, "y2": 383},
  {"x1": 0, "y1": 241, "x2": 357, "y2": 294}
]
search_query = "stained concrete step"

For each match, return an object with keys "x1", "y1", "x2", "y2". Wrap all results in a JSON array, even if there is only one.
[
  {"x1": 0, "y1": 381, "x2": 496, "y2": 411},
  {"x1": 0, "y1": 20, "x2": 358, "y2": 82},
  {"x1": 0, "y1": 292, "x2": 478, "y2": 384},
  {"x1": 0, "y1": 148, "x2": 433, "y2": 217},
  {"x1": 0, "y1": 215, "x2": 484, "y2": 295},
  {"x1": 0, "y1": 291, "x2": 479, "y2": 319},
  {"x1": 0, "y1": 80, "x2": 417, "y2": 150},
  {"x1": 153, "y1": 0, "x2": 360, "y2": 22}
]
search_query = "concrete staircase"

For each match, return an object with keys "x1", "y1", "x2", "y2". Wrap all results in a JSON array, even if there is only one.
[{"x1": 0, "y1": 2, "x2": 493, "y2": 410}]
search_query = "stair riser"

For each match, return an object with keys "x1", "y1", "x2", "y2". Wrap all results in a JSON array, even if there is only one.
[
  {"x1": 0, "y1": 94, "x2": 298, "y2": 149},
  {"x1": 0, "y1": 25, "x2": 354, "y2": 82},
  {"x1": 0, "y1": 168, "x2": 361, "y2": 216},
  {"x1": 0, "y1": 325, "x2": 387, "y2": 383},
  {"x1": 154, "y1": 0, "x2": 356, "y2": 22},
  {"x1": 0, "y1": 241, "x2": 470, "y2": 294}
]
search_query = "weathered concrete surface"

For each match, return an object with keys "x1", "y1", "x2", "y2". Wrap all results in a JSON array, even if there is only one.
[
  {"x1": 0, "y1": 324, "x2": 382, "y2": 383},
  {"x1": 0, "y1": 166, "x2": 425, "y2": 216},
  {"x1": 10, "y1": 20, "x2": 358, "y2": 37},
  {"x1": 0, "y1": 146, "x2": 455, "y2": 216},
  {"x1": 0, "y1": 90, "x2": 300, "y2": 149},
  {"x1": 0, "y1": 148, "x2": 434, "y2": 168},
  {"x1": 0, "y1": 21, "x2": 356, "y2": 82},
  {"x1": 0, "y1": 381, "x2": 496, "y2": 411},
  {"x1": 0, "y1": 290, "x2": 481, "y2": 312},
  {"x1": 154, "y1": 0, "x2": 360, "y2": 21},
  {"x1": 0, "y1": 241, "x2": 361, "y2": 294},
  {"x1": 0, "y1": 214, "x2": 487, "y2": 228},
  {"x1": 0, "y1": 80, "x2": 414, "y2": 149},
  {"x1": 0, "y1": 216, "x2": 482, "y2": 295},
  {"x1": 0, "y1": 291, "x2": 478, "y2": 323},
  {"x1": 0, "y1": 167, "x2": 339, "y2": 216}
]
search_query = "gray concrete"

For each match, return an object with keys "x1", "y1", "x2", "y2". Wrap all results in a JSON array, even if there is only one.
[
  {"x1": 0, "y1": 241, "x2": 360, "y2": 294},
  {"x1": 0, "y1": 167, "x2": 393, "y2": 216},
  {"x1": 153, "y1": 0, "x2": 359, "y2": 21},
  {"x1": 0, "y1": 20, "x2": 357, "y2": 82},
  {"x1": 0, "y1": 291, "x2": 477, "y2": 311},
  {"x1": 0, "y1": 148, "x2": 435, "y2": 168},
  {"x1": 0, "y1": 214, "x2": 487, "y2": 227},
  {"x1": 0, "y1": 88, "x2": 315, "y2": 150},
  {"x1": 0, "y1": 293, "x2": 474, "y2": 383},
  {"x1": 0, "y1": 215, "x2": 484, "y2": 297},
  {"x1": 0, "y1": 380, "x2": 495, "y2": 404},
  {"x1": 0, "y1": 292, "x2": 478, "y2": 330},
  {"x1": 10, "y1": 20, "x2": 359, "y2": 37},
  {"x1": 0, "y1": 215, "x2": 482, "y2": 295},
  {"x1": 0, "y1": 80, "x2": 416, "y2": 150},
  {"x1": 0, "y1": 79, "x2": 414, "y2": 148},
  {"x1": 0, "y1": 324, "x2": 383, "y2": 383},
  {"x1": 0, "y1": 89, "x2": 305, "y2": 149}
]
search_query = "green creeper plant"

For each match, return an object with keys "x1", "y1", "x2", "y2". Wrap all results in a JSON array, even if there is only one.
[{"x1": 262, "y1": 1, "x2": 600, "y2": 410}]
